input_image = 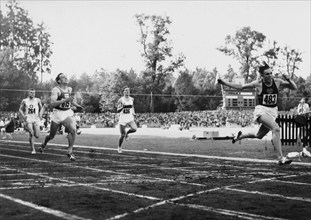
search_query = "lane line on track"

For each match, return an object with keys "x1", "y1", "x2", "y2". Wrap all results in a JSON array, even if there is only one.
[
  {"x1": 3, "y1": 143, "x2": 311, "y2": 189},
  {"x1": 2, "y1": 142, "x2": 279, "y2": 174},
  {"x1": 105, "y1": 171, "x2": 311, "y2": 219},
  {"x1": 269, "y1": 179, "x2": 311, "y2": 186},
  {"x1": 2, "y1": 140, "x2": 311, "y2": 166},
  {"x1": 0, "y1": 146, "x2": 208, "y2": 187},
  {"x1": 0, "y1": 192, "x2": 91, "y2": 220},
  {"x1": 106, "y1": 185, "x2": 288, "y2": 220},
  {"x1": 176, "y1": 203, "x2": 286, "y2": 220},
  {"x1": 0, "y1": 162, "x2": 161, "y2": 201},
  {"x1": 226, "y1": 188, "x2": 311, "y2": 203},
  {"x1": 1, "y1": 141, "x2": 310, "y2": 220},
  {"x1": 0, "y1": 183, "x2": 81, "y2": 190}
]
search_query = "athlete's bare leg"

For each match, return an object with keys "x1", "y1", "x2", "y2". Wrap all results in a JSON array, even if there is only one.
[
  {"x1": 125, "y1": 121, "x2": 137, "y2": 140},
  {"x1": 42, "y1": 121, "x2": 60, "y2": 149},
  {"x1": 62, "y1": 116, "x2": 76, "y2": 155},
  {"x1": 257, "y1": 114, "x2": 283, "y2": 159},
  {"x1": 118, "y1": 124, "x2": 126, "y2": 150},
  {"x1": 26, "y1": 122, "x2": 36, "y2": 154}
]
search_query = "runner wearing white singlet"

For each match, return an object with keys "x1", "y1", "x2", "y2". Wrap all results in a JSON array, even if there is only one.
[
  {"x1": 19, "y1": 88, "x2": 43, "y2": 154},
  {"x1": 116, "y1": 86, "x2": 137, "y2": 153}
]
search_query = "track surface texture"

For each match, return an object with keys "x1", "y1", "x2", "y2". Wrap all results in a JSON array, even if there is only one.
[{"x1": 0, "y1": 127, "x2": 311, "y2": 220}]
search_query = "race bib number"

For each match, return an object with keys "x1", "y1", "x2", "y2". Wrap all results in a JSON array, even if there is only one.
[
  {"x1": 60, "y1": 94, "x2": 71, "y2": 108},
  {"x1": 123, "y1": 108, "x2": 130, "y2": 114},
  {"x1": 27, "y1": 104, "x2": 36, "y2": 114},
  {"x1": 263, "y1": 94, "x2": 277, "y2": 105}
]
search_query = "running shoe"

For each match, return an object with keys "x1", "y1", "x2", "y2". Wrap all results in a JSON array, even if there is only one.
[
  {"x1": 278, "y1": 157, "x2": 293, "y2": 166},
  {"x1": 117, "y1": 146, "x2": 122, "y2": 153},
  {"x1": 66, "y1": 153, "x2": 76, "y2": 161},
  {"x1": 31, "y1": 150, "x2": 36, "y2": 154},
  {"x1": 125, "y1": 133, "x2": 129, "y2": 141},
  {"x1": 232, "y1": 131, "x2": 242, "y2": 144},
  {"x1": 302, "y1": 147, "x2": 311, "y2": 157}
]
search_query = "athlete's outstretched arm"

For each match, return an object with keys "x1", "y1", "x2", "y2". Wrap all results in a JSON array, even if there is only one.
[{"x1": 217, "y1": 79, "x2": 256, "y2": 90}]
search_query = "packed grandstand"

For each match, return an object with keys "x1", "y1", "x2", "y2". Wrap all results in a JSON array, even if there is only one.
[{"x1": 0, "y1": 109, "x2": 295, "y2": 134}]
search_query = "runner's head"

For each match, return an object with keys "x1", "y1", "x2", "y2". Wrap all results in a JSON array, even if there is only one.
[
  {"x1": 122, "y1": 86, "x2": 130, "y2": 96},
  {"x1": 28, "y1": 88, "x2": 35, "y2": 98},
  {"x1": 56, "y1": 73, "x2": 68, "y2": 85},
  {"x1": 259, "y1": 62, "x2": 271, "y2": 77},
  {"x1": 259, "y1": 62, "x2": 273, "y2": 84}
]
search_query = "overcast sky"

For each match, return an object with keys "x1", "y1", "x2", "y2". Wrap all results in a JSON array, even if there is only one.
[{"x1": 1, "y1": 0, "x2": 310, "y2": 81}]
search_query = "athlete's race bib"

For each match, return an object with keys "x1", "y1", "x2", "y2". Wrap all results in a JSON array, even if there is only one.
[
  {"x1": 262, "y1": 94, "x2": 277, "y2": 105},
  {"x1": 60, "y1": 93, "x2": 71, "y2": 108},
  {"x1": 123, "y1": 108, "x2": 130, "y2": 114},
  {"x1": 27, "y1": 104, "x2": 36, "y2": 114}
]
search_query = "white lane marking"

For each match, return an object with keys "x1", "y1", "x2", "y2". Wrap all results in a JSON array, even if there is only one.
[
  {"x1": 0, "y1": 173, "x2": 25, "y2": 176},
  {"x1": 1, "y1": 141, "x2": 310, "y2": 220},
  {"x1": 105, "y1": 174, "x2": 309, "y2": 220},
  {"x1": 106, "y1": 186, "x2": 285, "y2": 220},
  {"x1": 2, "y1": 144, "x2": 311, "y2": 195},
  {"x1": 2, "y1": 145, "x2": 311, "y2": 203},
  {"x1": 2, "y1": 140, "x2": 311, "y2": 167},
  {"x1": 226, "y1": 188, "x2": 311, "y2": 202},
  {"x1": 0, "y1": 183, "x2": 81, "y2": 190},
  {"x1": 0, "y1": 147, "x2": 207, "y2": 187},
  {"x1": 270, "y1": 179, "x2": 311, "y2": 186},
  {"x1": 0, "y1": 192, "x2": 91, "y2": 220},
  {"x1": 3, "y1": 142, "x2": 310, "y2": 186},
  {"x1": 1, "y1": 163, "x2": 161, "y2": 201},
  {"x1": 176, "y1": 203, "x2": 286, "y2": 220}
]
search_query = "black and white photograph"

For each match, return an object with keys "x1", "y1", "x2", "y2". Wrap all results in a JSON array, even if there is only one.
[{"x1": 0, "y1": 0, "x2": 310, "y2": 219}]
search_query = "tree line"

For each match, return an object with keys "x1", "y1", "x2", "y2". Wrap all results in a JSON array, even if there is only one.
[{"x1": 1, "y1": 1, "x2": 310, "y2": 113}]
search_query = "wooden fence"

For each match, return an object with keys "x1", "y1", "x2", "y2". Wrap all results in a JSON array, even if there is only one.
[{"x1": 277, "y1": 115, "x2": 311, "y2": 146}]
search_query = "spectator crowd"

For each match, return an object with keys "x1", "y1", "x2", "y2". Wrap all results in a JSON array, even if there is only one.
[
  {"x1": 1, "y1": 104, "x2": 303, "y2": 137},
  {"x1": 1, "y1": 109, "x2": 257, "y2": 135}
]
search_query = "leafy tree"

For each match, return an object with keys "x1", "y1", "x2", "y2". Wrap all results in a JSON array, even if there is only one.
[
  {"x1": 1, "y1": 1, "x2": 52, "y2": 84},
  {"x1": 191, "y1": 67, "x2": 222, "y2": 110},
  {"x1": 174, "y1": 70, "x2": 200, "y2": 111},
  {"x1": 89, "y1": 69, "x2": 117, "y2": 112},
  {"x1": 223, "y1": 65, "x2": 237, "y2": 82},
  {"x1": 277, "y1": 46, "x2": 303, "y2": 108},
  {"x1": 135, "y1": 69, "x2": 168, "y2": 113},
  {"x1": 217, "y1": 27, "x2": 266, "y2": 83},
  {"x1": 262, "y1": 40, "x2": 280, "y2": 71},
  {"x1": 35, "y1": 22, "x2": 53, "y2": 83},
  {"x1": 192, "y1": 68, "x2": 210, "y2": 93},
  {"x1": 280, "y1": 46, "x2": 302, "y2": 79},
  {"x1": 0, "y1": 48, "x2": 12, "y2": 87},
  {"x1": 159, "y1": 84, "x2": 176, "y2": 112},
  {"x1": 135, "y1": 14, "x2": 185, "y2": 112}
]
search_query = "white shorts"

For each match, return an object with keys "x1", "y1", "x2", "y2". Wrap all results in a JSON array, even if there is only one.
[
  {"x1": 253, "y1": 105, "x2": 278, "y2": 123},
  {"x1": 50, "y1": 109, "x2": 74, "y2": 124},
  {"x1": 25, "y1": 114, "x2": 40, "y2": 125},
  {"x1": 118, "y1": 115, "x2": 135, "y2": 126}
]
